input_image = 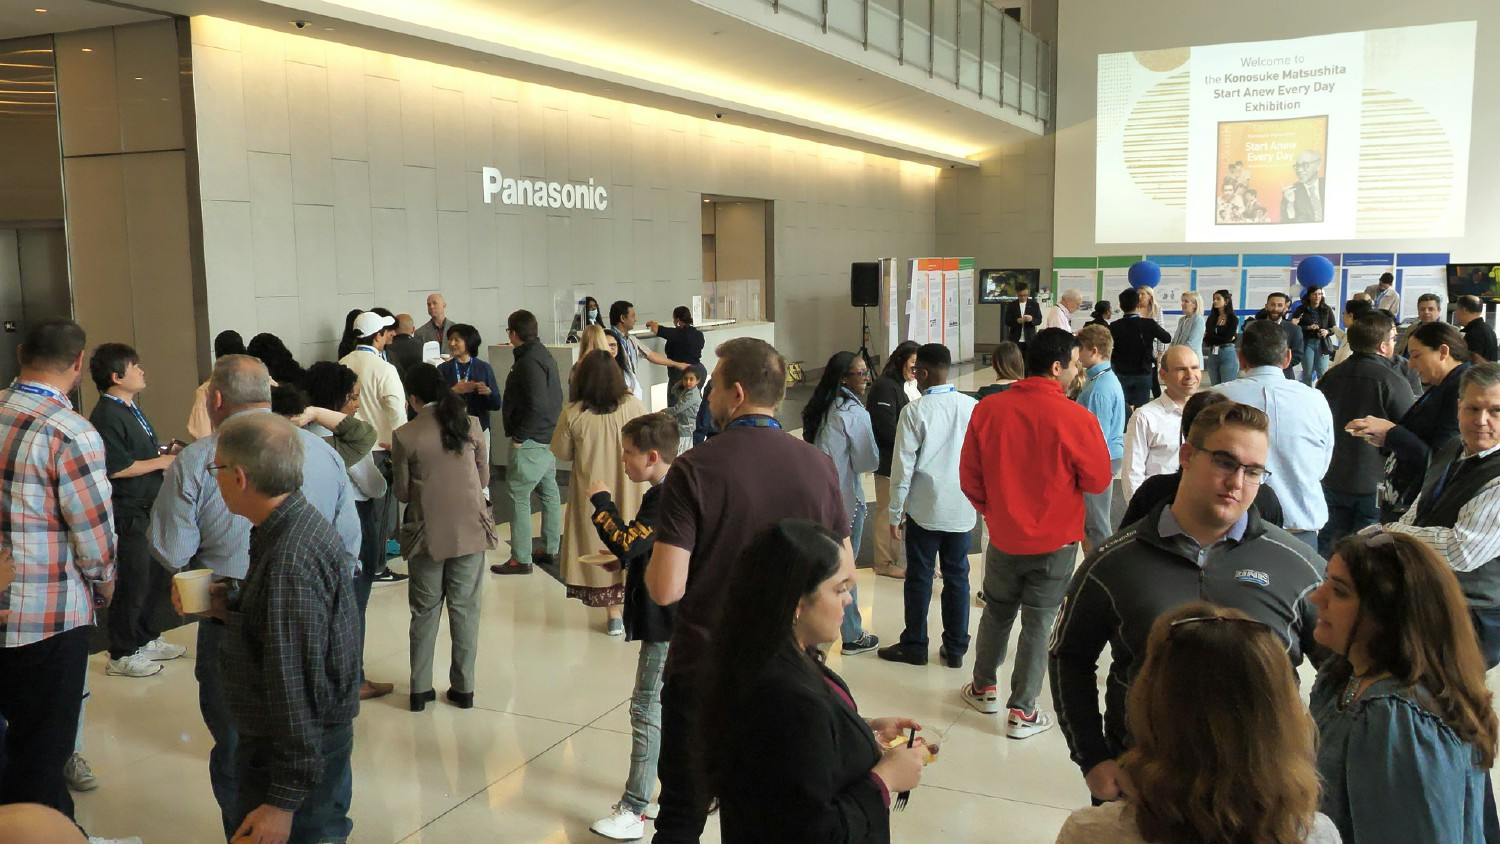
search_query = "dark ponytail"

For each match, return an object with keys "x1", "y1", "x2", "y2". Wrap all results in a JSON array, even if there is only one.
[{"x1": 403, "y1": 363, "x2": 472, "y2": 454}]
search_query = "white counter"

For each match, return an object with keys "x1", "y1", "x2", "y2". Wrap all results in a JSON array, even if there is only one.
[{"x1": 487, "y1": 320, "x2": 775, "y2": 466}]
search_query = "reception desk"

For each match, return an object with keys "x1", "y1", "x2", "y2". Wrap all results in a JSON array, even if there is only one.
[{"x1": 487, "y1": 319, "x2": 775, "y2": 466}]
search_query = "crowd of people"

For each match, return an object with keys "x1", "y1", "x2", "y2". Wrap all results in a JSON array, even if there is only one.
[{"x1": 1, "y1": 272, "x2": 1499, "y2": 843}]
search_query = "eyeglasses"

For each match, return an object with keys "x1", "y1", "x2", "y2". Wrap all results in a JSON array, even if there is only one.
[
  {"x1": 1188, "y1": 442, "x2": 1271, "y2": 483},
  {"x1": 206, "y1": 463, "x2": 232, "y2": 475},
  {"x1": 1168, "y1": 616, "x2": 1268, "y2": 636}
]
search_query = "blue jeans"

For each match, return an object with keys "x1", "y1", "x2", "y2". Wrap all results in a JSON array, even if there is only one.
[
  {"x1": 841, "y1": 502, "x2": 867, "y2": 643},
  {"x1": 621, "y1": 641, "x2": 669, "y2": 814},
  {"x1": 233, "y1": 721, "x2": 354, "y2": 844},
  {"x1": 196, "y1": 621, "x2": 239, "y2": 841},
  {"x1": 1204, "y1": 345, "x2": 1239, "y2": 386},
  {"x1": 1117, "y1": 374, "x2": 1153, "y2": 410},
  {"x1": 1319, "y1": 489, "x2": 1379, "y2": 559},
  {"x1": 898, "y1": 521, "x2": 972, "y2": 656},
  {"x1": 1300, "y1": 342, "x2": 1330, "y2": 385}
]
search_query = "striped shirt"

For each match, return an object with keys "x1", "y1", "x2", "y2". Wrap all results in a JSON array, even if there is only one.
[
  {"x1": 149, "y1": 409, "x2": 362, "y2": 579},
  {"x1": 1389, "y1": 442, "x2": 1500, "y2": 573},
  {"x1": 0, "y1": 381, "x2": 117, "y2": 647}
]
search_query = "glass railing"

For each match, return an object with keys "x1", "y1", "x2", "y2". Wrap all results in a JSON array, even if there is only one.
[{"x1": 765, "y1": 0, "x2": 1052, "y2": 123}]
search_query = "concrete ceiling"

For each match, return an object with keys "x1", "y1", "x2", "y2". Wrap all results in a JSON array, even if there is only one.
[
  {"x1": 0, "y1": 0, "x2": 165, "y2": 39},
  {"x1": 102, "y1": 0, "x2": 1044, "y2": 166}
]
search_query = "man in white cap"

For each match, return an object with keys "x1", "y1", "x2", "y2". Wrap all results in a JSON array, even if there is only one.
[{"x1": 338, "y1": 310, "x2": 408, "y2": 591}]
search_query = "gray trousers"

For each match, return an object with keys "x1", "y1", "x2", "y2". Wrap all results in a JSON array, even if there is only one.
[
  {"x1": 1084, "y1": 458, "x2": 1122, "y2": 549},
  {"x1": 408, "y1": 550, "x2": 487, "y2": 695},
  {"x1": 972, "y1": 543, "x2": 1077, "y2": 713}
]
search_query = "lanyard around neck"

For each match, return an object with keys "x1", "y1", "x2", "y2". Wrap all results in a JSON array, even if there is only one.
[{"x1": 104, "y1": 393, "x2": 155, "y2": 441}]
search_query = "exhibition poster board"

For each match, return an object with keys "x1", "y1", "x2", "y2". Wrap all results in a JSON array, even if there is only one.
[
  {"x1": 1098, "y1": 255, "x2": 1144, "y2": 305},
  {"x1": 1397, "y1": 253, "x2": 1450, "y2": 322},
  {"x1": 1147, "y1": 255, "x2": 1193, "y2": 314},
  {"x1": 942, "y1": 258, "x2": 961, "y2": 353},
  {"x1": 1054, "y1": 257, "x2": 1100, "y2": 316},
  {"x1": 1242, "y1": 254, "x2": 1294, "y2": 313},
  {"x1": 1190, "y1": 255, "x2": 1241, "y2": 314},
  {"x1": 905, "y1": 259, "x2": 928, "y2": 344},
  {"x1": 957, "y1": 258, "x2": 975, "y2": 362},
  {"x1": 926, "y1": 261, "x2": 943, "y2": 343}
]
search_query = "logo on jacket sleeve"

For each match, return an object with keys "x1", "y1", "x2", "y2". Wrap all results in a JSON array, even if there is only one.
[{"x1": 1235, "y1": 569, "x2": 1270, "y2": 587}]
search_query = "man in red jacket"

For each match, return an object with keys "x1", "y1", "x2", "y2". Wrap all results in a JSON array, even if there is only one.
[{"x1": 958, "y1": 327, "x2": 1112, "y2": 739}]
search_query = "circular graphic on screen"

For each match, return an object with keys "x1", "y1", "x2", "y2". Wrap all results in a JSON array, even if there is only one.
[
  {"x1": 1121, "y1": 70, "x2": 1189, "y2": 208},
  {"x1": 1133, "y1": 48, "x2": 1190, "y2": 73}
]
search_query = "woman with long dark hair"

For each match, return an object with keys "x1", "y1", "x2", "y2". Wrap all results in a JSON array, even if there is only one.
[
  {"x1": 1202, "y1": 289, "x2": 1239, "y2": 386},
  {"x1": 553, "y1": 350, "x2": 647, "y2": 634},
  {"x1": 977, "y1": 341, "x2": 1025, "y2": 399},
  {"x1": 437, "y1": 323, "x2": 502, "y2": 431},
  {"x1": 1294, "y1": 286, "x2": 1336, "y2": 385},
  {"x1": 1310, "y1": 532, "x2": 1498, "y2": 842},
  {"x1": 698, "y1": 519, "x2": 928, "y2": 842},
  {"x1": 1057, "y1": 602, "x2": 1337, "y2": 843},
  {"x1": 336, "y1": 308, "x2": 363, "y2": 359},
  {"x1": 1347, "y1": 322, "x2": 1471, "y2": 520},
  {"x1": 393, "y1": 364, "x2": 496, "y2": 712},
  {"x1": 567, "y1": 295, "x2": 605, "y2": 342},
  {"x1": 246, "y1": 332, "x2": 306, "y2": 389},
  {"x1": 866, "y1": 341, "x2": 919, "y2": 578},
  {"x1": 802, "y1": 351, "x2": 879, "y2": 653}
]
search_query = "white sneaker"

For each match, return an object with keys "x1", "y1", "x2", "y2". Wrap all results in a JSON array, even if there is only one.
[
  {"x1": 139, "y1": 637, "x2": 186, "y2": 661},
  {"x1": 65, "y1": 752, "x2": 98, "y2": 791},
  {"x1": 1006, "y1": 707, "x2": 1055, "y2": 740},
  {"x1": 89, "y1": 837, "x2": 143, "y2": 844},
  {"x1": 590, "y1": 803, "x2": 645, "y2": 840},
  {"x1": 106, "y1": 652, "x2": 162, "y2": 678},
  {"x1": 961, "y1": 681, "x2": 1000, "y2": 714}
]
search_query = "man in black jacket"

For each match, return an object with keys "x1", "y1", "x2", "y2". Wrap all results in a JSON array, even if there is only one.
[
  {"x1": 1315, "y1": 312, "x2": 1415, "y2": 557},
  {"x1": 493, "y1": 309, "x2": 563, "y2": 575},
  {"x1": 1250, "y1": 292, "x2": 1304, "y2": 379},
  {"x1": 1050, "y1": 400, "x2": 1323, "y2": 804},
  {"x1": 1457, "y1": 295, "x2": 1498, "y2": 364},
  {"x1": 1002, "y1": 282, "x2": 1044, "y2": 361}
]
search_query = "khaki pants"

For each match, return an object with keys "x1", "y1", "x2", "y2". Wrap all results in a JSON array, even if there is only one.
[{"x1": 871, "y1": 475, "x2": 905, "y2": 573}]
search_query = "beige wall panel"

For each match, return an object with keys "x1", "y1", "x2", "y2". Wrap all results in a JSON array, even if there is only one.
[
  {"x1": 201, "y1": 200, "x2": 255, "y2": 339},
  {"x1": 402, "y1": 166, "x2": 439, "y2": 291},
  {"x1": 365, "y1": 76, "x2": 404, "y2": 210},
  {"x1": 331, "y1": 159, "x2": 374, "y2": 295},
  {"x1": 113, "y1": 22, "x2": 183, "y2": 153},
  {"x1": 190, "y1": 45, "x2": 249, "y2": 202},
  {"x1": 325, "y1": 44, "x2": 369, "y2": 162},
  {"x1": 239, "y1": 25, "x2": 289, "y2": 155},
  {"x1": 246, "y1": 152, "x2": 296, "y2": 297},
  {"x1": 55, "y1": 30, "x2": 121, "y2": 157},
  {"x1": 286, "y1": 61, "x2": 334, "y2": 206}
]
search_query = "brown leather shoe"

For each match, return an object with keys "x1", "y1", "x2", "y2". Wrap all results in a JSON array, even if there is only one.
[
  {"x1": 360, "y1": 680, "x2": 394, "y2": 701},
  {"x1": 490, "y1": 559, "x2": 533, "y2": 575}
]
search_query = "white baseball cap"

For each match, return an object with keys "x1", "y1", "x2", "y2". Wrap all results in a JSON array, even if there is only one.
[{"x1": 353, "y1": 311, "x2": 395, "y2": 337}]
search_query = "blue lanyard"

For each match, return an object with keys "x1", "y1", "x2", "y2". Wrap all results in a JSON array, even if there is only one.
[
  {"x1": 104, "y1": 394, "x2": 155, "y2": 441},
  {"x1": 923, "y1": 385, "x2": 957, "y2": 395},
  {"x1": 454, "y1": 359, "x2": 473, "y2": 382},
  {"x1": 356, "y1": 345, "x2": 386, "y2": 362},
  {"x1": 12, "y1": 381, "x2": 66, "y2": 404},
  {"x1": 727, "y1": 415, "x2": 782, "y2": 430}
]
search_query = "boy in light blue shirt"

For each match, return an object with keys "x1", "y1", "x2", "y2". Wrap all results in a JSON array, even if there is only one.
[{"x1": 1076, "y1": 325, "x2": 1126, "y2": 551}]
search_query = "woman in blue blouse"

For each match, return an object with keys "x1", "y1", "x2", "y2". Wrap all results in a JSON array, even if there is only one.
[
  {"x1": 1310, "y1": 531, "x2": 1498, "y2": 843},
  {"x1": 437, "y1": 323, "x2": 502, "y2": 431}
]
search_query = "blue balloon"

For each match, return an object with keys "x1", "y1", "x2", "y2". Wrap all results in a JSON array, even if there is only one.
[
  {"x1": 1128, "y1": 260, "x2": 1161, "y2": 288},
  {"x1": 1297, "y1": 255, "x2": 1336, "y2": 289}
]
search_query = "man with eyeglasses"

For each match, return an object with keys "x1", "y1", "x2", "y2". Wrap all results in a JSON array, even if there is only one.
[
  {"x1": 1051, "y1": 400, "x2": 1324, "y2": 805},
  {"x1": 1214, "y1": 319, "x2": 1335, "y2": 551}
]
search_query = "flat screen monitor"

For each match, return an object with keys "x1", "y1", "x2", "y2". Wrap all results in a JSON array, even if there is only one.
[
  {"x1": 1447, "y1": 264, "x2": 1500, "y2": 302},
  {"x1": 979, "y1": 269, "x2": 1041, "y2": 304}
]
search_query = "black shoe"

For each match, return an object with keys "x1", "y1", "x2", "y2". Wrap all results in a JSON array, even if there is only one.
[
  {"x1": 532, "y1": 551, "x2": 557, "y2": 568},
  {"x1": 490, "y1": 559, "x2": 533, "y2": 575},
  {"x1": 446, "y1": 689, "x2": 474, "y2": 709},
  {"x1": 841, "y1": 634, "x2": 879, "y2": 655},
  {"x1": 410, "y1": 690, "x2": 436, "y2": 712},
  {"x1": 877, "y1": 644, "x2": 928, "y2": 666},
  {"x1": 938, "y1": 646, "x2": 964, "y2": 669},
  {"x1": 372, "y1": 569, "x2": 409, "y2": 585}
]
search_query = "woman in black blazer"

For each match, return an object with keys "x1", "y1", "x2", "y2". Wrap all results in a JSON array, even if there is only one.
[
  {"x1": 1346, "y1": 322, "x2": 1471, "y2": 521},
  {"x1": 698, "y1": 520, "x2": 928, "y2": 843}
]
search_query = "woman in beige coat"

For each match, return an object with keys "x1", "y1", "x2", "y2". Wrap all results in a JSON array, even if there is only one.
[
  {"x1": 393, "y1": 364, "x2": 497, "y2": 712},
  {"x1": 554, "y1": 350, "x2": 646, "y2": 635}
]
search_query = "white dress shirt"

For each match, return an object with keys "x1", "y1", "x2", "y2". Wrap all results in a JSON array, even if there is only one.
[
  {"x1": 1120, "y1": 393, "x2": 1185, "y2": 501},
  {"x1": 1389, "y1": 442, "x2": 1500, "y2": 573},
  {"x1": 1045, "y1": 304, "x2": 1073, "y2": 332},
  {"x1": 888, "y1": 385, "x2": 978, "y2": 533}
]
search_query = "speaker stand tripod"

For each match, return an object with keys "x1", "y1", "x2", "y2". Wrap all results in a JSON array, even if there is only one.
[{"x1": 856, "y1": 306, "x2": 873, "y2": 370}]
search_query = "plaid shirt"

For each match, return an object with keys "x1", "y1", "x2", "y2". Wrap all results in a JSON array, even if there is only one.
[
  {"x1": 222, "y1": 491, "x2": 360, "y2": 811},
  {"x1": 0, "y1": 381, "x2": 116, "y2": 647}
]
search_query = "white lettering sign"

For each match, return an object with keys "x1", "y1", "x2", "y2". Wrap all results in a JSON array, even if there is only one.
[{"x1": 481, "y1": 167, "x2": 609, "y2": 211}]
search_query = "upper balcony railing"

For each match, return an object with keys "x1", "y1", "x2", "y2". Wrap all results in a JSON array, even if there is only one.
[{"x1": 766, "y1": 0, "x2": 1052, "y2": 125}]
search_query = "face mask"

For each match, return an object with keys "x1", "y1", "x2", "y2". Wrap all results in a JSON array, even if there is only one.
[{"x1": 588, "y1": 309, "x2": 599, "y2": 321}]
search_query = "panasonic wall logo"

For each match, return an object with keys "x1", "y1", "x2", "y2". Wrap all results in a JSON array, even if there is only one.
[{"x1": 480, "y1": 167, "x2": 609, "y2": 211}]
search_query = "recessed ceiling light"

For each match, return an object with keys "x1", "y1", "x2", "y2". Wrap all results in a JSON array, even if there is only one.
[
  {"x1": 80, "y1": 48, "x2": 92, "y2": 53},
  {"x1": 34, "y1": 8, "x2": 47, "y2": 13},
  {"x1": 133, "y1": 76, "x2": 142, "y2": 81}
]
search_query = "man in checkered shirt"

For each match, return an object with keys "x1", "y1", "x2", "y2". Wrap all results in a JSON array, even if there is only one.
[{"x1": 0, "y1": 318, "x2": 117, "y2": 821}]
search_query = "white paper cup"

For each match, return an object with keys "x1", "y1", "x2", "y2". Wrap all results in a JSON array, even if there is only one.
[{"x1": 174, "y1": 569, "x2": 213, "y2": 614}]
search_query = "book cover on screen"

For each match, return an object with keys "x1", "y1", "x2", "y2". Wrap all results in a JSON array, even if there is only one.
[{"x1": 1214, "y1": 116, "x2": 1328, "y2": 226}]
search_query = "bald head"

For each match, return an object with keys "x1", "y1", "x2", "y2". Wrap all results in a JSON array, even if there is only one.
[
  {"x1": 0, "y1": 804, "x2": 88, "y2": 843},
  {"x1": 1160, "y1": 345, "x2": 1202, "y2": 403},
  {"x1": 208, "y1": 354, "x2": 273, "y2": 426},
  {"x1": 426, "y1": 293, "x2": 447, "y2": 322},
  {"x1": 395, "y1": 313, "x2": 416, "y2": 335}
]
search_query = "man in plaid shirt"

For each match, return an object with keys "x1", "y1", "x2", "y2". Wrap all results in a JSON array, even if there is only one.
[{"x1": 0, "y1": 318, "x2": 117, "y2": 821}]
